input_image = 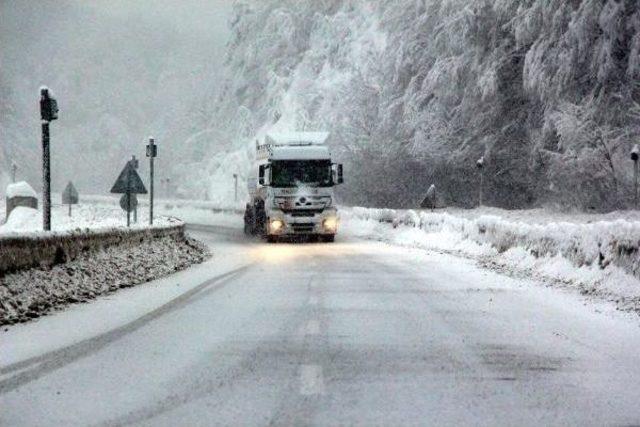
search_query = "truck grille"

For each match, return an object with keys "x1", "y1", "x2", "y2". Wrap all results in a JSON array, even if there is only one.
[
  {"x1": 292, "y1": 223, "x2": 315, "y2": 233},
  {"x1": 290, "y1": 211, "x2": 317, "y2": 217}
]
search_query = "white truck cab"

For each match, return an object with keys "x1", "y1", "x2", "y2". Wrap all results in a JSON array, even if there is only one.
[{"x1": 244, "y1": 132, "x2": 344, "y2": 242}]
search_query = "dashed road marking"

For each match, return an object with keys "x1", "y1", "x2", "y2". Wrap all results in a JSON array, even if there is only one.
[{"x1": 299, "y1": 365, "x2": 325, "y2": 395}]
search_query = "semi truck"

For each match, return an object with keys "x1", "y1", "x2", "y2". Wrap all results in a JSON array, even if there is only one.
[{"x1": 243, "y1": 131, "x2": 344, "y2": 242}]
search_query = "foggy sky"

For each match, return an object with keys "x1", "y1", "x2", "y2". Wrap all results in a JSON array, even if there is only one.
[{"x1": 0, "y1": 0, "x2": 233, "y2": 193}]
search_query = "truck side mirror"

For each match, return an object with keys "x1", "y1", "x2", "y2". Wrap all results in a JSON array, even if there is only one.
[{"x1": 258, "y1": 164, "x2": 270, "y2": 186}]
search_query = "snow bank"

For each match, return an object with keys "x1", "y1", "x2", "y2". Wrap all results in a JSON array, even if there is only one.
[
  {"x1": 0, "y1": 220, "x2": 211, "y2": 324},
  {"x1": 5, "y1": 181, "x2": 36, "y2": 199},
  {"x1": 342, "y1": 207, "x2": 640, "y2": 314},
  {"x1": 2, "y1": 206, "x2": 38, "y2": 231}
]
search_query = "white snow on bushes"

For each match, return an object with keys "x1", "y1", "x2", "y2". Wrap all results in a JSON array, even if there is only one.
[
  {"x1": 5, "y1": 181, "x2": 36, "y2": 199},
  {"x1": 342, "y1": 207, "x2": 640, "y2": 314}
]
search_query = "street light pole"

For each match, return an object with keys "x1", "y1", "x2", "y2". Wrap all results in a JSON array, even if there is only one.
[
  {"x1": 233, "y1": 173, "x2": 238, "y2": 203},
  {"x1": 42, "y1": 121, "x2": 51, "y2": 230},
  {"x1": 11, "y1": 161, "x2": 17, "y2": 183},
  {"x1": 476, "y1": 156, "x2": 485, "y2": 207},
  {"x1": 39, "y1": 86, "x2": 58, "y2": 231},
  {"x1": 631, "y1": 145, "x2": 639, "y2": 208},
  {"x1": 146, "y1": 137, "x2": 157, "y2": 225}
]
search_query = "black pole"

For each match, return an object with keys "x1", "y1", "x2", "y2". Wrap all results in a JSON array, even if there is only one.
[
  {"x1": 635, "y1": 160, "x2": 638, "y2": 209},
  {"x1": 234, "y1": 174, "x2": 238, "y2": 202},
  {"x1": 479, "y1": 169, "x2": 484, "y2": 207},
  {"x1": 149, "y1": 155, "x2": 154, "y2": 225},
  {"x1": 126, "y1": 165, "x2": 131, "y2": 227},
  {"x1": 42, "y1": 122, "x2": 51, "y2": 231}
]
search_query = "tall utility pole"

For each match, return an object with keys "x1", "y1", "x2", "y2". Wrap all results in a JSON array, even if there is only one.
[
  {"x1": 11, "y1": 162, "x2": 17, "y2": 183},
  {"x1": 39, "y1": 86, "x2": 58, "y2": 231},
  {"x1": 632, "y1": 145, "x2": 639, "y2": 208},
  {"x1": 476, "y1": 156, "x2": 485, "y2": 207},
  {"x1": 146, "y1": 137, "x2": 157, "y2": 225},
  {"x1": 233, "y1": 173, "x2": 238, "y2": 202}
]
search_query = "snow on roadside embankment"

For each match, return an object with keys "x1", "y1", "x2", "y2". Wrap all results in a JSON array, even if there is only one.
[
  {"x1": 0, "y1": 203, "x2": 210, "y2": 325},
  {"x1": 341, "y1": 207, "x2": 640, "y2": 315}
]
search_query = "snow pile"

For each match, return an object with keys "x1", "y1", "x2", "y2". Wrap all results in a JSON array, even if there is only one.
[
  {"x1": 5, "y1": 181, "x2": 36, "y2": 199},
  {"x1": 0, "y1": 202, "x2": 176, "y2": 236},
  {"x1": 342, "y1": 207, "x2": 640, "y2": 314},
  {"x1": 1, "y1": 206, "x2": 39, "y2": 231},
  {"x1": 0, "y1": 233, "x2": 209, "y2": 325}
]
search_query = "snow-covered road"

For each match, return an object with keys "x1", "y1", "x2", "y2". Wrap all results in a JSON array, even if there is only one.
[{"x1": 2, "y1": 221, "x2": 640, "y2": 426}]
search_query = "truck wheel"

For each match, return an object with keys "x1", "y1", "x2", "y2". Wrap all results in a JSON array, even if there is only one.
[
  {"x1": 320, "y1": 235, "x2": 335, "y2": 243},
  {"x1": 243, "y1": 204, "x2": 253, "y2": 235},
  {"x1": 266, "y1": 235, "x2": 278, "y2": 243},
  {"x1": 254, "y1": 201, "x2": 267, "y2": 236}
]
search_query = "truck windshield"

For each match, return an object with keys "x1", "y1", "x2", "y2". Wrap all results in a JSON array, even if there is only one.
[{"x1": 271, "y1": 160, "x2": 332, "y2": 187}]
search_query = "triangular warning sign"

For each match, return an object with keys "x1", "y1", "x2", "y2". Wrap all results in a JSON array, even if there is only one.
[
  {"x1": 110, "y1": 162, "x2": 147, "y2": 194},
  {"x1": 62, "y1": 181, "x2": 79, "y2": 204}
]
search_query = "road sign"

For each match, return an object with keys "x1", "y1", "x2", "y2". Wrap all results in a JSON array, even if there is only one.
[
  {"x1": 110, "y1": 162, "x2": 147, "y2": 194},
  {"x1": 62, "y1": 181, "x2": 79, "y2": 205},
  {"x1": 120, "y1": 193, "x2": 138, "y2": 212}
]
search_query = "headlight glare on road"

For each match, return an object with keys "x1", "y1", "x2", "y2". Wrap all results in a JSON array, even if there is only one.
[
  {"x1": 323, "y1": 217, "x2": 338, "y2": 231},
  {"x1": 270, "y1": 219, "x2": 284, "y2": 232}
]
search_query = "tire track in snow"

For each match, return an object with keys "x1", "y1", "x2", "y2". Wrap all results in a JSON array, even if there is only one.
[{"x1": 0, "y1": 264, "x2": 253, "y2": 394}]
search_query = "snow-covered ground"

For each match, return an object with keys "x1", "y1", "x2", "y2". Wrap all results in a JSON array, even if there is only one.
[
  {"x1": 0, "y1": 199, "x2": 177, "y2": 236},
  {"x1": 341, "y1": 206, "x2": 640, "y2": 315}
]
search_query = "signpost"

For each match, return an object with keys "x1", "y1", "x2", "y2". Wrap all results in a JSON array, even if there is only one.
[
  {"x1": 61, "y1": 181, "x2": 79, "y2": 217},
  {"x1": 110, "y1": 161, "x2": 147, "y2": 227},
  {"x1": 119, "y1": 193, "x2": 138, "y2": 212},
  {"x1": 476, "y1": 156, "x2": 485, "y2": 207},
  {"x1": 146, "y1": 137, "x2": 157, "y2": 225},
  {"x1": 129, "y1": 155, "x2": 139, "y2": 222},
  {"x1": 39, "y1": 86, "x2": 58, "y2": 231}
]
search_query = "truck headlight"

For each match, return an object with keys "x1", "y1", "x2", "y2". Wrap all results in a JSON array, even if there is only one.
[
  {"x1": 323, "y1": 217, "x2": 338, "y2": 231},
  {"x1": 270, "y1": 219, "x2": 284, "y2": 232}
]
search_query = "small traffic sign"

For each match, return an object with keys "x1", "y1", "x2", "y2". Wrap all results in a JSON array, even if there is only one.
[
  {"x1": 62, "y1": 181, "x2": 79, "y2": 205},
  {"x1": 120, "y1": 193, "x2": 138, "y2": 212},
  {"x1": 110, "y1": 162, "x2": 147, "y2": 194}
]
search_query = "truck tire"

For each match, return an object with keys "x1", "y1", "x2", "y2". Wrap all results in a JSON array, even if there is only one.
[
  {"x1": 254, "y1": 201, "x2": 267, "y2": 237},
  {"x1": 320, "y1": 235, "x2": 335, "y2": 243},
  {"x1": 243, "y1": 204, "x2": 253, "y2": 235},
  {"x1": 266, "y1": 235, "x2": 278, "y2": 243}
]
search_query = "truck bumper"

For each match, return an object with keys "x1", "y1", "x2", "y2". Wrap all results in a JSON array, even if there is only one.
[{"x1": 267, "y1": 210, "x2": 338, "y2": 236}]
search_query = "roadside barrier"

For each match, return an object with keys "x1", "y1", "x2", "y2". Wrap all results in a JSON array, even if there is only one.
[{"x1": 0, "y1": 221, "x2": 185, "y2": 275}]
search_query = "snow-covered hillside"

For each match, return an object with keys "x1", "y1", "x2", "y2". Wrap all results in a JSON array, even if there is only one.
[{"x1": 197, "y1": 0, "x2": 640, "y2": 211}]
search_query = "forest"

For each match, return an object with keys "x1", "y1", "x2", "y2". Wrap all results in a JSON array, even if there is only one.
[
  {"x1": 211, "y1": 0, "x2": 640, "y2": 210},
  {"x1": 2, "y1": 0, "x2": 640, "y2": 211}
]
